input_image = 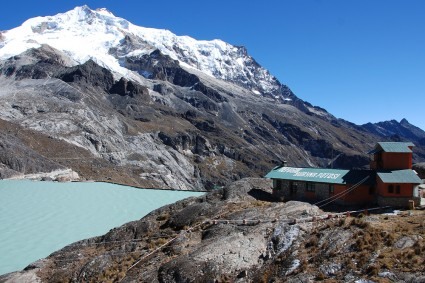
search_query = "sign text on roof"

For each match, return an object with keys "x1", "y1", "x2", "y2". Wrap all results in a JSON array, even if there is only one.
[{"x1": 278, "y1": 167, "x2": 341, "y2": 180}]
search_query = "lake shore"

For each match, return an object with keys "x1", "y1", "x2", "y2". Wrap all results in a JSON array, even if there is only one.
[{"x1": 0, "y1": 180, "x2": 204, "y2": 275}]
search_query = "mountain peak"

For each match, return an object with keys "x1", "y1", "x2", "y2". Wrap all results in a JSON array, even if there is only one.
[
  {"x1": 0, "y1": 6, "x2": 292, "y2": 99},
  {"x1": 400, "y1": 118, "x2": 409, "y2": 125},
  {"x1": 57, "y1": 5, "x2": 123, "y2": 26},
  {"x1": 95, "y1": 8, "x2": 115, "y2": 16},
  {"x1": 73, "y1": 4, "x2": 92, "y2": 13},
  {"x1": 69, "y1": 5, "x2": 96, "y2": 22}
]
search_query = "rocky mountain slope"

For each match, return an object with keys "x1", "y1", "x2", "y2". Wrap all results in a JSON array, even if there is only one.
[
  {"x1": 2, "y1": 178, "x2": 424, "y2": 282},
  {"x1": 362, "y1": 119, "x2": 425, "y2": 143},
  {"x1": 361, "y1": 119, "x2": 425, "y2": 163},
  {"x1": 0, "y1": 6, "x2": 424, "y2": 190}
]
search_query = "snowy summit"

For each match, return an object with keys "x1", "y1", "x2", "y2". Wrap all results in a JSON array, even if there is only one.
[{"x1": 0, "y1": 5, "x2": 283, "y2": 96}]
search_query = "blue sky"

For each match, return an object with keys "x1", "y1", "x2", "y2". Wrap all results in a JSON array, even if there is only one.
[{"x1": 2, "y1": 0, "x2": 425, "y2": 130}]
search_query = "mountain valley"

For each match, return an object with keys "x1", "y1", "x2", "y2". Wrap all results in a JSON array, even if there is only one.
[{"x1": 0, "y1": 5, "x2": 424, "y2": 191}]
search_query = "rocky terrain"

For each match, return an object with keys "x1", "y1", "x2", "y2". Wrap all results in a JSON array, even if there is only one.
[
  {"x1": 362, "y1": 118, "x2": 425, "y2": 145},
  {"x1": 1, "y1": 6, "x2": 424, "y2": 283},
  {"x1": 413, "y1": 163, "x2": 425, "y2": 179},
  {"x1": 1, "y1": 178, "x2": 424, "y2": 282},
  {"x1": 0, "y1": 6, "x2": 424, "y2": 191}
]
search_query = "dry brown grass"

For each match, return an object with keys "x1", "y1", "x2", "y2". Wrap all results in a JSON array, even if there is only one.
[{"x1": 294, "y1": 211, "x2": 425, "y2": 281}]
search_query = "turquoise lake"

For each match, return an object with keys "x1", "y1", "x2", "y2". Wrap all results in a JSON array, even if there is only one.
[{"x1": 0, "y1": 180, "x2": 204, "y2": 275}]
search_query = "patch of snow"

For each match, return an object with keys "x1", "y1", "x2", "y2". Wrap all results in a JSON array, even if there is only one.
[{"x1": 182, "y1": 149, "x2": 193, "y2": 156}]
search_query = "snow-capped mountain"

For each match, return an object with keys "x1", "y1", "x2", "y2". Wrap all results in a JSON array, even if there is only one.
[
  {"x1": 1, "y1": 6, "x2": 424, "y2": 190},
  {"x1": 0, "y1": 5, "x2": 286, "y2": 98}
]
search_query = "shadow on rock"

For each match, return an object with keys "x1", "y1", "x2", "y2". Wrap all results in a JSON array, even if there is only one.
[{"x1": 248, "y1": 188, "x2": 276, "y2": 202}]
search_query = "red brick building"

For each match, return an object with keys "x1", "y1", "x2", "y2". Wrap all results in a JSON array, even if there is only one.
[{"x1": 266, "y1": 142, "x2": 423, "y2": 207}]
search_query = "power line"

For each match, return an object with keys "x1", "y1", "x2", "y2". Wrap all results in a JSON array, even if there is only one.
[{"x1": 313, "y1": 176, "x2": 370, "y2": 208}]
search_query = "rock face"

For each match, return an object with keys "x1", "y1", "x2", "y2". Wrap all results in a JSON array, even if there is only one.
[
  {"x1": 2, "y1": 178, "x2": 424, "y2": 282},
  {"x1": 0, "y1": 6, "x2": 424, "y2": 190},
  {"x1": 0, "y1": 44, "x2": 382, "y2": 190}
]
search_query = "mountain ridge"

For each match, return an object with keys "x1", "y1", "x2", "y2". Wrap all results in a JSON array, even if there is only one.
[
  {"x1": 362, "y1": 118, "x2": 425, "y2": 143},
  {"x1": 0, "y1": 6, "x2": 299, "y2": 102},
  {"x1": 0, "y1": 6, "x2": 424, "y2": 190}
]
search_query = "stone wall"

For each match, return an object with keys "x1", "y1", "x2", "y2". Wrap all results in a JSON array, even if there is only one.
[
  {"x1": 272, "y1": 179, "x2": 291, "y2": 201},
  {"x1": 272, "y1": 180, "x2": 335, "y2": 204},
  {"x1": 377, "y1": 196, "x2": 420, "y2": 208}
]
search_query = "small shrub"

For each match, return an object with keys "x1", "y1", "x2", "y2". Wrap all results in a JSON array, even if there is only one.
[
  {"x1": 156, "y1": 237, "x2": 168, "y2": 246},
  {"x1": 156, "y1": 213, "x2": 169, "y2": 221},
  {"x1": 117, "y1": 271, "x2": 126, "y2": 280},
  {"x1": 357, "y1": 251, "x2": 369, "y2": 267},
  {"x1": 299, "y1": 258, "x2": 308, "y2": 271},
  {"x1": 366, "y1": 264, "x2": 379, "y2": 276},
  {"x1": 321, "y1": 241, "x2": 329, "y2": 250},
  {"x1": 305, "y1": 235, "x2": 319, "y2": 248},
  {"x1": 351, "y1": 218, "x2": 369, "y2": 229},
  {"x1": 316, "y1": 272, "x2": 326, "y2": 281},
  {"x1": 414, "y1": 246, "x2": 422, "y2": 255},
  {"x1": 381, "y1": 259, "x2": 393, "y2": 269},
  {"x1": 384, "y1": 233, "x2": 395, "y2": 246}
]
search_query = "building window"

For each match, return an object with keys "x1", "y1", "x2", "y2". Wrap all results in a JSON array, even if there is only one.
[
  {"x1": 329, "y1": 184, "x2": 334, "y2": 194},
  {"x1": 388, "y1": 184, "x2": 394, "y2": 193},
  {"x1": 306, "y1": 182, "x2": 315, "y2": 192},
  {"x1": 290, "y1": 181, "x2": 298, "y2": 195},
  {"x1": 396, "y1": 185, "x2": 400, "y2": 194},
  {"x1": 369, "y1": 186, "x2": 375, "y2": 195},
  {"x1": 273, "y1": 179, "x2": 283, "y2": 190}
]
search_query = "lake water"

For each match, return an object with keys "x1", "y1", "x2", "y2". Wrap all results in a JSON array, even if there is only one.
[{"x1": 0, "y1": 180, "x2": 204, "y2": 275}]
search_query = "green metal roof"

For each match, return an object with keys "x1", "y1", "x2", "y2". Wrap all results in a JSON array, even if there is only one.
[
  {"x1": 377, "y1": 169, "x2": 422, "y2": 184},
  {"x1": 265, "y1": 167, "x2": 373, "y2": 185},
  {"x1": 376, "y1": 142, "x2": 414, "y2": 153}
]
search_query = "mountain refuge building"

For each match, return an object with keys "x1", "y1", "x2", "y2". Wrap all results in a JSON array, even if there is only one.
[{"x1": 265, "y1": 142, "x2": 423, "y2": 207}]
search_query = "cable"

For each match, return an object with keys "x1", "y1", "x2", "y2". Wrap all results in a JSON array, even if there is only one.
[
  {"x1": 314, "y1": 176, "x2": 369, "y2": 206},
  {"x1": 314, "y1": 176, "x2": 370, "y2": 207}
]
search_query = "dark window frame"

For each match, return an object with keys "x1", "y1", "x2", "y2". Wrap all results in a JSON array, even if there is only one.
[
  {"x1": 273, "y1": 179, "x2": 283, "y2": 190},
  {"x1": 290, "y1": 181, "x2": 298, "y2": 195},
  {"x1": 388, "y1": 184, "x2": 394, "y2": 193},
  {"x1": 306, "y1": 182, "x2": 316, "y2": 192},
  {"x1": 329, "y1": 184, "x2": 334, "y2": 194},
  {"x1": 395, "y1": 185, "x2": 401, "y2": 194}
]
